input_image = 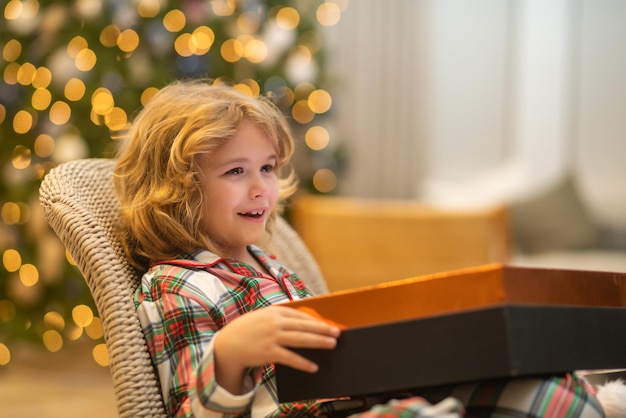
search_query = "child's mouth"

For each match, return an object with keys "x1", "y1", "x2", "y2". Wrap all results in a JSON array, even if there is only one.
[{"x1": 239, "y1": 210, "x2": 264, "y2": 219}]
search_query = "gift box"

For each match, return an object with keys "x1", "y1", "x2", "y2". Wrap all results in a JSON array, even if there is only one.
[{"x1": 275, "y1": 264, "x2": 626, "y2": 402}]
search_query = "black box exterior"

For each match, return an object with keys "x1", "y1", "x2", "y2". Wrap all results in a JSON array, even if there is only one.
[{"x1": 275, "y1": 305, "x2": 626, "y2": 403}]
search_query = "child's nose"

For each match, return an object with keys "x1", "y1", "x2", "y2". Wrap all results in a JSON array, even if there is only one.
[{"x1": 249, "y1": 176, "x2": 269, "y2": 198}]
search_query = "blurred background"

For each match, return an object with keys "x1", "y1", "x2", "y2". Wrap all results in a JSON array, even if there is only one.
[{"x1": 1, "y1": 0, "x2": 626, "y2": 416}]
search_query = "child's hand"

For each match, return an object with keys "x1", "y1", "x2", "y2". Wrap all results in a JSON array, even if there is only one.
[{"x1": 213, "y1": 306, "x2": 341, "y2": 394}]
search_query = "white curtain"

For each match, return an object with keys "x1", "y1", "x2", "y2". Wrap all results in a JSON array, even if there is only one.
[{"x1": 321, "y1": 0, "x2": 430, "y2": 199}]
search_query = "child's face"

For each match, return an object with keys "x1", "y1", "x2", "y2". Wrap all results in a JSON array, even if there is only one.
[{"x1": 199, "y1": 122, "x2": 280, "y2": 260}]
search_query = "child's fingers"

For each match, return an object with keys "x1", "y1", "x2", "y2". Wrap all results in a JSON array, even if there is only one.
[
  {"x1": 295, "y1": 306, "x2": 324, "y2": 320},
  {"x1": 274, "y1": 346, "x2": 320, "y2": 374},
  {"x1": 283, "y1": 314, "x2": 342, "y2": 338},
  {"x1": 279, "y1": 329, "x2": 338, "y2": 350},
  {"x1": 295, "y1": 306, "x2": 347, "y2": 330},
  {"x1": 272, "y1": 306, "x2": 343, "y2": 336}
]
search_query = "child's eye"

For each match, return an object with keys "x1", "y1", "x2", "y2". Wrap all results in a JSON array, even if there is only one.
[
  {"x1": 261, "y1": 164, "x2": 275, "y2": 173},
  {"x1": 226, "y1": 167, "x2": 244, "y2": 175}
]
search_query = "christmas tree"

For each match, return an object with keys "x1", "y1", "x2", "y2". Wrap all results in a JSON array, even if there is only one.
[{"x1": 0, "y1": 0, "x2": 345, "y2": 367}]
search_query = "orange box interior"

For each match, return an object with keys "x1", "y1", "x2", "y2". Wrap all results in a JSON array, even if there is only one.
[{"x1": 285, "y1": 264, "x2": 626, "y2": 329}]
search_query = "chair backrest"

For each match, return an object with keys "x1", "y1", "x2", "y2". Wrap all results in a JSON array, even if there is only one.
[{"x1": 39, "y1": 158, "x2": 327, "y2": 418}]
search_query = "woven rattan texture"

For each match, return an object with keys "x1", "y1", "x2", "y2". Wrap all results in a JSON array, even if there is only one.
[
  {"x1": 39, "y1": 158, "x2": 328, "y2": 417},
  {"x1": 40, "y1": 158, "x2": 167, "y2": 417}
]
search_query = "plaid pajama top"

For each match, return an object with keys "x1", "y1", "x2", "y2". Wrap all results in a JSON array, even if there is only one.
[{"x1": 135, "y1": 245, "x2": 333, "y2": 418}]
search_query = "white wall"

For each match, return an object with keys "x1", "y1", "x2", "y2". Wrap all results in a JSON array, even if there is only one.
[
  {"x1": 427, "y1": 0, "x2": 511, "y2": 181},
  {"x1": 576, "y1": 0, "x2": 626, "y2": 228},
  {"x1": 323, "y1": 0, "x2": 626, "y2": 228}
]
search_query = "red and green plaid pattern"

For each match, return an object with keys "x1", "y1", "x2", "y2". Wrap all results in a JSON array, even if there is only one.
[
  {"x1": 136, "y1": 245, "x2": 317, "y2": 417},
  {"x1": 413, "y1": 373, "x2": 604, "y2": 418}
]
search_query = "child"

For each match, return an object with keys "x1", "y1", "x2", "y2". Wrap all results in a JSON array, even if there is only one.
[{"x1": 113, "y1": 79, "x2": 604, "y2": 418}]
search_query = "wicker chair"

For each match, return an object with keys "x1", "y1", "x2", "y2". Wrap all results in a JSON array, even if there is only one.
[{"x1": 39, "y1": 158, "x2": 328, "y2": 418}]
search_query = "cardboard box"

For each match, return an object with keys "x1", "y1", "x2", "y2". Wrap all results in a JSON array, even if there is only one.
[{"x1": 275, "y1": 264, "x2": 626, "y2": 402}]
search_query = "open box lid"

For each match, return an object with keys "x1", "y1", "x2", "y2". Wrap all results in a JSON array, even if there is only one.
[{"x1": 284, "y1": 263, "x2": 626, "y2": 329}]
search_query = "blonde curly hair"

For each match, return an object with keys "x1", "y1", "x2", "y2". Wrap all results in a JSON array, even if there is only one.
[{"x1": 113, "y1": 79, "x2": 298, "y2": 268}]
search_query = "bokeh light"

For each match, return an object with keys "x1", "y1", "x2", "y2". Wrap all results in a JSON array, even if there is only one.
[
  {"x1": 34, "y1": 134, "x2": 55, "y2": 157},
  {"x1": 72, "y1": 304, "x2": 94, "y2": 328},
  {"x1": 19, "y1": 264, "x2": 39, "y2": 287},
  {"x1": 313, "y1": 168, "x2": 338, "y2": 193},
  {"x1": 100, "y1": 25, "x2": 121, "y2": 47},
  {"x1": 64, "y1": 78, "x2": 86, "y2": 101},
  {"x1": 31, "y1": 88, "x2": 52, "y2": 110},
  {"x1": 137, "y1": 0, "x2": 161, "y2": 18},
  {"x1": 13, "y1": 110, "x2": 34, "y2": 133},
  {"x1": 4, "y1": 62, "x2": 20, "y2": 84},
  {"x1": 117, "y1": 29, "x2": 140, "y2": 52},
  {"x1": 317, "y1": 2, "x2": 342, "y2": 26},
  {"x1": 33, "y1": 66, "x2": 52, "y2": 88},
  {"x1": 67, "y1": 36, "x2": 88, "y2": 58},
  {"x1": 85, "y1": 317, "x2": 103, "y2": 340},
  {"x1": 3, "y1": 39, "x2": 22, "y2": 61},
  {"x1": 16, "y1": 62, "x2": 36, "y2": 85},
  {"x1": 75, "y1": 48, "x2": 97, "y2": 71},
  {"x1": 291, "y1": 99, "x2": 315, "y2": 124},
  {"x1": 92, "y1": 343, "x2": 109, "y2": 367},
  {"x1": 163, "y1": 9, "x2": 186, "y2": 32},
  {"x1": 221, "y1": 38, "x2": 244, "y2": 62},
  {"x1": 305, "y1": 125, "x2": 330, "y2": 150},
  {"x1": 308, "y1": 89, "x2": 332, "y2": 114},
  {"x1": 44, "y1": 311, "x2": 65, "y2": 330},
  {"x1": 276, "y1": 7, "x2": 300, "y2": 30},
  {"x1": 49, "y1": 101, "x2": 72, "y2": 125},
  {"x1": 0, "y1": 343, "x2": 11, "y2": 366},
  {"x1": 42, "y1": 329, "x2": 63, "y2": 352},
  {"x1": 3, "y1": 249, "x2": 22, "y2": 272},
  {"x1": 91, "y1": 88, "x2": 114, "y2": 115},
  {"x1": 66, "y1": 324, "x2": 83, "y2": 341},
  {"x1": 12, "y1": 145, "x2": 31, "y2": 169}
]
